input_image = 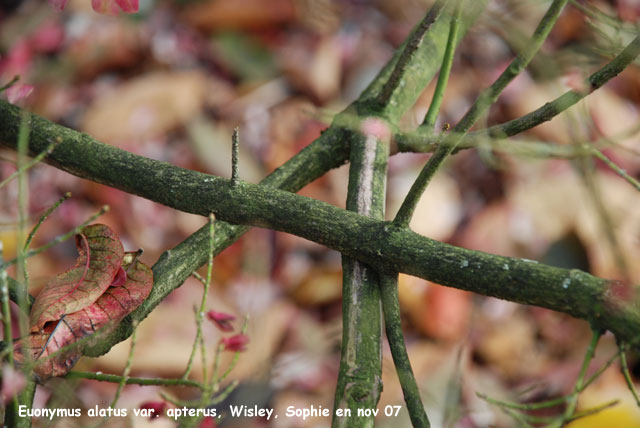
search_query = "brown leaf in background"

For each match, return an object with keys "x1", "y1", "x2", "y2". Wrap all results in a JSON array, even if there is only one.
[
  {"x1": 82, "y1": 71, "x2": 208, "y2": 144},
  {"x1": 182, "y1": 0, "x2": 295, "y2": 32},
  {"x1": 29, "y1": 224, "x2": 124, "y2": 333}
]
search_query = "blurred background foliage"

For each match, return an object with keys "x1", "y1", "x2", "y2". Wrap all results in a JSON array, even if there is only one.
[{"x1": 1, "y1": 0, "x2": 640, "y2": 426}]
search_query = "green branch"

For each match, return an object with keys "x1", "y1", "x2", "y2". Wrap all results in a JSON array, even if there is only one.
[
  {"x1": 375, "y1": 0, "x2": 448, "y2": 109},
  {"x1": 0, "y1": 106, "x2": 637, "y2": 355},
  {"x1": 380, "y1": 273, "x2": 429, "y2": 427},
  {"x1": 421, "y1": 0, "x2": 461, "y2": 131},
  {"x1": 397, "y1": 35, "x2": 640, "y2": 153},
  {"x1": 332, "y1": 123, "x2": 389, "y2": 427},
  {"x1": 393, "y1": 0, "x2": 569, "y2": 227}
]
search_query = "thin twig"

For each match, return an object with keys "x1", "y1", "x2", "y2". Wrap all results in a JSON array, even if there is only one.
[
  {"x1": 397, "y1": 36, "x2": 640, "y2": 154},
  {"x1": 3, "y1": 205, "x2": 109, "y2": 267},
  {"x1": 231, "y1": 128, "x2": 239, "y2": 186},
  {"x1": 592, "y1": 149, "x2": 640, "y2": 192},
  {"x1": 182, "y1": 214, "x2": 215, "y2": 380},
  {"x1": 0, "y1": 245, "x2": 13, "y2": 366},
  {"x1": 0, "y1": 138, "x2": 60, "y2": 189},
  {"x1": 422, "y1": 0, "x2": 462, "y2": 131},
  {"x1": 565, "y1": 399, "x2": 620, "y2": 423},
  {"x1": 66, "y1": 371, "x2": 203, "y2": 388},
  {"x1": 394, "y1": 0, "x2": 570, "y2": 227},
  {"x1": 110, "y1": 322, "x2": 138, "y2": 408},
  {"x1": 619, "y1": 343, "x2": 640, "y2": 407},
  {"x1": 0, "y1": 76, "x2": 19, "y2": 93},
  {"x1": 557, "y1": 330, "x2": 601, "y2": 426}
]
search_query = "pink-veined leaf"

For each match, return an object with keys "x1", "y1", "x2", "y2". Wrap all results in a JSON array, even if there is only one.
[
  {"x1": 15, "y1": 252, "x2": 153, "y2": 380},
  {"x1": 29, "y1": 224, "x2": 125, "y2": 332}
]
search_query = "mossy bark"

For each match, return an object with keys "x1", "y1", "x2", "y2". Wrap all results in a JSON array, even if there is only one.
[{"x1": 0, "y1": 102, "x2": 638, "y2": 355}]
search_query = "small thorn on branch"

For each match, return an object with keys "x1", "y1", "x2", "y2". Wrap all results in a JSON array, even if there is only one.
[{"x1": 231, "y1": 127, "x2": 239, "y2": 186}]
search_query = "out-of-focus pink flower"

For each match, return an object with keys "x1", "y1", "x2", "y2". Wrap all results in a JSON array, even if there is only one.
[
  {"x1": 115, "y1": 0, "x2": 139, "y2": 13},
  {"x1": 92, "y1": 0, "x2": 139, "y2": 15},
  {"x1": 2, "y1": 365, "x2": 26, "y2": 404},
  {"x1": 0, "y1": 40, "x2": 32, "y2": 77},
  {"x1": 30, "y1": 21, "x2": 65, "y2": 54},
  {"x1": 199, "y1": 417, "x2": 218, "y2": 428},
  {"x1": 206, "y1": 310, "x2": 236, "y2": 332},
  {"x1": 221, "y1": 334, "x2": 249, "y2": 352},
  {"x1": 48, "y1": 0, "x2": 68, "y2": 11},
  {"x1": 6, "y1": 84, "x2": 34, "y2": 105},
  {"x1": 92, "y1": 0, "x2": 122, "y2": 15},
  {"x1": 139, "y1": 401, "x2": 166, "y2": 419}
]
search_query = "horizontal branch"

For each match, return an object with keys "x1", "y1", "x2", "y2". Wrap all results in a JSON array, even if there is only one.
[{"x1": 0, "y1": 104, "x2": 638, "y2": 352}]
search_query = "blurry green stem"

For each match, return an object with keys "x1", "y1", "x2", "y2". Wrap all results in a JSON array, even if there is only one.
[
  {"x1": 182, "y1": 214, "x2": 216, "y2": 380},
  {"x1": 66, "y1": 371, "x2": 202, "y2": 388},
  {"x1": 421, "y1": 1, "x2": 461, "y2": 131},
  {"x1": 0, "y1": 139, "x2": 59, "y2": 189},
  {"x1": 557, "y1": 330, "x2": 601, "y2": 426},
  {"x1": 110, "y1": 322, "x2": 138, "y2": 408},
  {"x1": 592, "y1": 149, "x2": 640, "y2": 192},
  {"x1": 619, "y1": 343, "x2": 640, "y2": 407}
]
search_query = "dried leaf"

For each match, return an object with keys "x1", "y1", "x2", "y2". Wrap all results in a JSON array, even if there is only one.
[
  {"x1": 29, "y1": 224, "x2": 125, "y2": 332},
  {"x1": 16, "y1": 251, "x2": 153, "y2": 380}
]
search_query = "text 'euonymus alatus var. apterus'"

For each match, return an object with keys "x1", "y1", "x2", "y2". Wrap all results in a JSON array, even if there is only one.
[{"x1": 14, "y1": 224, "x2": 153, "y2": 381}]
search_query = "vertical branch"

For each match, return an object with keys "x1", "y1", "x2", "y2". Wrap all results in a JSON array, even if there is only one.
[
  {"x1": 421, "y1": 0, "x2": 462, "y2": 132},
  {"x1": 380, "y1": 273, "x2": 430, "y2": 427},
  {"x1": 333, "y1": 121, "x2": 390, "y2": 428}
]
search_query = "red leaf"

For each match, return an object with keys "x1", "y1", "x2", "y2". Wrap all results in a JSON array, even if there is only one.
[
  {"x1": 29, "y1": 224, "x2": 124, "y2": 332},
  {"x1": 15, "y1": 251, "x2": 153, "y2": 380},
  {"x1": 110, "y1": 267, "x2": 127, "y2": 287},
  {"x1": 220, "y1": 334, "x2": 249, "y2": 352},
  {"x1": 206, "y1": 310, "x2": 236, "y2": 332}
]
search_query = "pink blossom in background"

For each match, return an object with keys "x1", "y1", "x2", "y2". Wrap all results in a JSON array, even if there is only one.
[
  {"x1": 199, "y1": 417, "x2": 218, "y2": 428},
  {"x1": 221, "y1": 334, "x2": 249, "y2": 352},
  {"x1": 48, "y1": 0, "x2": 68, "y2": 11},
  {"x1": 1, "y1": 365, "x2": 26, "y2": 404},
  {"x1": 206, "y1": 310, "x2": 236, "y2": 332},
  {"x1": 0, "y1": 39, "x2": 32, "y2": 77},
  {"x1": 6, "y1": 84, "x2": 34, "y2": 105},
  {"x1": 138, "y1": 401, "x2": 166, "y2": 419},
  {"x1": 30, "y1": 21, "x2": 65, "y2": 54},
  {"x1": 115, "y1": 0, "x2": 139, "y2": 13},
  {"x1": 92, "y1": 0, "x2": 121, "y2": 16},
  {"x1": 92, "y1": 0, "x2": 139, "y2": 15}
]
